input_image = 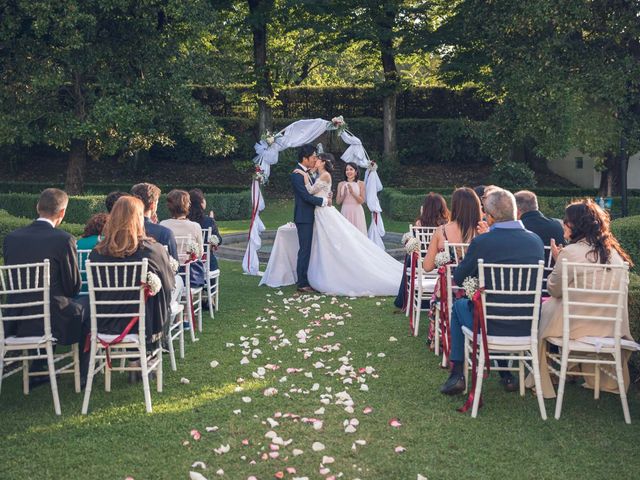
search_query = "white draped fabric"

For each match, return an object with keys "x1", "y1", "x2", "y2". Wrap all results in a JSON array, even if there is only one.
[
  {"x1": 364, "y1": 169, "x2": 385, "y2": 249},
  {"x1": 242, "y1": 180, "x2": 265, "y2": 275},
  {"x1": 243, "y1": 117, "x2": 387, "y2": 275}
]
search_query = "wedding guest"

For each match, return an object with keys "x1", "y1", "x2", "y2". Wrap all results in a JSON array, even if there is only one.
[
  {"x1": 393, "y1": 192, "x2": 450, "y2": 310},
  {"x1": 535, "y1": 199, "x2": 635, "y2": 398},
  {"x1": 336, "y1": 162, "x2": 367, "y2": 235},
  {"x1": 105, "y1": 191, "x2": 128, "y2": 213},
  {"x1": 422, "y1": 187, "x2": 482, "y2": 272},
  {"x1": 77, "y1": 212, "x2": 109, "y2": 293},
  {"x1": 88, "y1": 196, "x2": 174, "y2": 351},
  {"x1": 3, "y1": 188, "x2": 89, "y2": 387},
  {"x1": 131, "y1": 183, "x2": 178, "y2": 260},
  {"x1": 515, "y1": 190, "x2": 564, "y2": 273},
  {"x1": 160, "y1": 189, "x2": 205, "y2": 287},
  {"x1": 188, "y1": 188, "x2": 222, "y2": 271},
  {"x1": 440, "y1": 188, "x2": 544, "y2": 395}
]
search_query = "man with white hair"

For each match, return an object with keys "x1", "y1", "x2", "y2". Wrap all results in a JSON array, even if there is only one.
[{"x1": 440, "y1": 188, "x2": 545, "y2": 395}]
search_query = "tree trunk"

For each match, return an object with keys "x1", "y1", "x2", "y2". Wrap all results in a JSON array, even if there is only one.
[
  {"x1": 378, "y1": 6, "x2": 398, "y2": 162},
  {"x1": 65, "y1": 139, "x2": 87, "y2": 195},
  {"x1": 382, "y1": 93, "x2": 397, "y2": 160},
  {"x1": 597, "y1": 151, "x2": 625, "y2": 197},
  {"x1": 248, "y1": 0, "x2": 273, "y2": 134}
]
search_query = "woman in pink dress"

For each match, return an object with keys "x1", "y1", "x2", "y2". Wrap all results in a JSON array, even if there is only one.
[{"x1": 336, "y1": 162, "x2": 367, "y2": 235}]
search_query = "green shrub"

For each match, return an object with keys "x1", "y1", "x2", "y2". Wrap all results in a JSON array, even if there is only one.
[
  {"x1": 489, "y1": 161, "x2": 537, "y2": 190},
  {"x1": 611, "y1": 215, "x2": 640, "y2": 273},
  {"x1": 0, "y1": 191, "x2": 252, "y2": 225},
  {"x1": 0, "y1": 181, "x2": 246, "y2": 195},
  {"x1": 627, "y1": 274, "x2": 640, "y2": 378}
]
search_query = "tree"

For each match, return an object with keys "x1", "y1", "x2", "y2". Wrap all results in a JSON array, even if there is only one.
[
  {"x1": 247, "y1": 0, "x2": 275, "y2": 134},
  {"x1": 439, "y1": 0, "x2": 640, "y2": 196},
  {"x1": 0, "y1": 0, "x2": 235, "y2": 193}
]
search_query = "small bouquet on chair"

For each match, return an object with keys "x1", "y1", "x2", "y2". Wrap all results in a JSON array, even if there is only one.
[
  {"x1": 169, "y1": 257, "x2": 180, "y2": 274},
  {"x1": 209, "y1": 235, "x2": 220, "y2": 251},
  {"x1": 145, "y1": 272, "x2": 163, "y2": 296},
  {"x1": 404, "y1": 237, "x2": 420, "y2": 255},
  {"x1": 434, "y1": 251, "x2": 451, "y2": 268},
  {"x1": 462, "y1": 276, "x2": 479, "y2": 299},
  {"x1": 185, "y1": 240, "x2": 203, "y2": 262}
]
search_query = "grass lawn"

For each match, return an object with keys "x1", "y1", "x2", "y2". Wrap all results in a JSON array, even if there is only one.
[
  {"x1": 219, "y1": 198, "x2": 409, "y2": 235},
  {"x1": 1, "y1": 259, "x2": 639, "y2": 479}
]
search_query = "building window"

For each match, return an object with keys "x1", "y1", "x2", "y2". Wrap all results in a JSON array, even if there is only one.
[{"x1": 575, "y1": 157, "x2": 584, "y2": 169}]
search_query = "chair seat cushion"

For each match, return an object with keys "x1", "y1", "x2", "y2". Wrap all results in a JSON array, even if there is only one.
[
  {"x1": 462, "y1": 326, "x2": 531, "y2": 346},
  {"x1": 96, "y1": 334, "x2": 139, "y2": 345},
  {"x1": 4, "y1": 335, "x2": 57, "y2": 346},
  {"x1": 546, "y1": 336, "x2": 640, "y2": 352}
]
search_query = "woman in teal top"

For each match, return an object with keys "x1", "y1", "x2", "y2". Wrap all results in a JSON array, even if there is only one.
[{"x1": 77, "y1": 213, "x2": 109, "y2": 293}]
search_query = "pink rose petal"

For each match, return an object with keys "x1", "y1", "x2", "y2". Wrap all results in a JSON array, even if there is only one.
[
  {"x1": 190, "y1": 429, "x2": 201, "y2": 441},
  {"x1": 389, "y1": 418, "x2": 402, "y2": 428},
  {"x1": 363, "y1": 406, "x2": 373, "y2": 414}
]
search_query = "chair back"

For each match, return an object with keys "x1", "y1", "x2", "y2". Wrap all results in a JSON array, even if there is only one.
[
  {"x1": 409, "y1": 225, "x2": 437, "y2": 258},
  {"x1": 174, "y1": 235, "x2": 193, "y2": 257},
  {"x1": 0, "y1": 261, "x2": 51, "y2": 341},
  {"x1": 201, "y1": 227, "x2": 213, "y2": 273},
  {"x1": 85, "y1": 260, "x2": 148, "y2": 338},
  {"x1": 77, "y1": 249, "x2": 92, "y2": 295},
  {"x1": 477, "y1": 260, "x2": 545, "y2": 337},
  {"x1": 541, "y1": 246, "x2": 555, "y2": 295},
  {"x1": 560, "y1": 259, "x2": 629, "y2": 344},
  {"x1": 444, "y1": 241, "x2": 470, "y2": 265}
]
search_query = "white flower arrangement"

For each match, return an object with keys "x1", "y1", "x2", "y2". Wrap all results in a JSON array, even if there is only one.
[
  {"x1": 185, "y1": 240, "x2": 203, "y2": 259},
  {"x1": 260, "y1": 130, "x2": 281, "y2": 146},
  {"x1": 209, "y1": 235, "x2": 220, "y2": 249},
  {"x1": 434, "y1": 250, "x2": 451, "y2": 267},
  {"x1": 405, "y1": 237, "x2": 420, "y2": 254},
  {"x1": 328, "y1": 115, "x2": 348, "y2": 134},
  {"x1": 146, "y1": 272, "x2": 162, "y2": 296},
  {"x1": 462, "y1": 276, "x2": 480, "y2": 298},
  {"x1": 169, "y1": 256, "x2": 179, "y2": 274},
  {"x1": 367, "y1": 161, "x2": 378, "y2": 172},
  {"x1": 401, "y1": 232, "x2": 413, "y2": 246},
  {"x1": 253, "y1": 166, "x2": 267, "y2": 185}
]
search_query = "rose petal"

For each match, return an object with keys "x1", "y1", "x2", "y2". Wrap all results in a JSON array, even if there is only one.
[
  {"x1": 292, "y1": 448, "x2": 304, "y2": 456},
  {"x1": 322, "y1": 456, "x2": 335, "y2": 464},
  {"x1": 210, "y1": 360, "x2": 219, "y2": 368},
  {"x1": 362, "y1": 406, "x2": 373, "y2": 414},
  {"x1": 180, "y1": 377, "x2": 190, "y2": 384},
  {"x1": 189, "y1": 472, "x2": 208, "y2": 480},
  {"x1": 389, "y1": 418, "x2": 402, "y2": 428},
  {"x1": 312, "y1": 441, "x2": 325, "y2": 452},
  {"x1": 190, "y1": 429, "x2": 201, "y2": 441},
  {"x1": 395, "y1": 445, "x2": 406, "y2": 453},
  {"x1": 191, "y1": 461, "x2": 206, "y2": 469}
]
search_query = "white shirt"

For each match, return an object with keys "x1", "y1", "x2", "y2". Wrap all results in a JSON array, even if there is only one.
[{"x1": 36, "y1": 217, "x2": 56, "y2": 228}]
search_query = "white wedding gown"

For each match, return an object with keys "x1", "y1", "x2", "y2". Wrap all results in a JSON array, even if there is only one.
[{"x1": 307, "y1": 179, "x2": 404, "y2": 296}]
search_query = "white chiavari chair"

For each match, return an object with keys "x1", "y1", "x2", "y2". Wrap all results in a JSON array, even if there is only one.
[
  {"x1": 175, "y1": 235, "x2": 203, "y2": 338},
  {"x1": 0, "y1": 261, "x2": 80, "y2": 415},
  {"x1": 546, "y1": 260, "x2": 638, "y2": 423},
  {"x1": 201, "y1": 227, "x2": 221, "y2": 320},
  {"x1": 405, "y1": 225, "x2": 437, "y2": 332},
  {"x1": 82, "y1": 259, "x2": 163, "y2": 414},
  {"x1": 462, "y1": 260, "x2": 547, "y2": 419},
  {"x1": 77, "y1": 249, "x2": 92, "y2": 295},
  {"x1": 542, "y1": 245, "x2": 554, "y2": 296}
]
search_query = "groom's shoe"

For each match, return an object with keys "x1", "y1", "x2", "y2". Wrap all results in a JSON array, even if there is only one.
[{"x1": 297, "y1": 286, "x2": 316, "y2": 293}]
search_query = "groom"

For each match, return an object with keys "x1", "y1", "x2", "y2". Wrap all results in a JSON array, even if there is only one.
[{"x1": 292, "y1": 144, "x2": 328, "y2": 293}]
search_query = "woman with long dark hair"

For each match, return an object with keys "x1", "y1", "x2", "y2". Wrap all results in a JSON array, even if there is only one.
[
  {"x1": 536, "y1": 199, "x2": 635, "y2": 398},
  {"x1": 416, "y1": 192, "x2": 450, "y2": 227},
  {"x1": 336, "y1": 162, "x2": 367, "y2": 235},
  {"x1": 188, "y1": 188, "x2": 222, "y2": 271}
]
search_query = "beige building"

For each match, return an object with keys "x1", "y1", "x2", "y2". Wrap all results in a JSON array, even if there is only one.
[{"x1": 547, "y1": 149, "x2": 640, "y2": 189}]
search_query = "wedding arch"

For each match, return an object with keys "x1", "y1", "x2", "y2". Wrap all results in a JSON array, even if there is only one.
[{"x1": 242, "y1": 117, "x2": 387, "y2": 275}]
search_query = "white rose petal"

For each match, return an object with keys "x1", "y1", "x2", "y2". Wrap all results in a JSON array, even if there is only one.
[
  {"x1": 242, "y1": 396, "x2": 252, "y2": 403},
  {"x1": 189, "y1": 472, "x2": 208, "y2": 480},
  {"x1": 292, "y1": 448, "x2": 304, "y2": 456},
  {"x1": 209, "y1": 360, "x2": 219, "y2": 368},
  {"x1": 312, "y1": 442, "x2": 325, "y2": 452}
]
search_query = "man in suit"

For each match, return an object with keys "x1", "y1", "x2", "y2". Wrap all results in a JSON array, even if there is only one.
[
  {"x1": 291, "y1": 144, "x2": 327, "y2": 293},
  {"x1": 515, "y1": 190, "x2": 564, "y2": 272},
  {"x1": 440, "y1": 188, "x2": 545, "y2": 395},
  {"x1": 105, "y1": 190, "x2": 128, "y2": 213},
  {"x1": 3, "y1": 189, "x2": 89, "y2": 386},
  {"x1": 131, "y1": 183, "x2": 178, "y2": 260}
]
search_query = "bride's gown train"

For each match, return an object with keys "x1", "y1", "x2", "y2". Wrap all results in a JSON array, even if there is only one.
[{"x1": 306, "y1": 179, "x2": 403, "y2": 296}]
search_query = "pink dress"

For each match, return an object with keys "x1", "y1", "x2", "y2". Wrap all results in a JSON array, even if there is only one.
[{"x1": 339, "y1": 181, "x2": 367, "y2": 236}]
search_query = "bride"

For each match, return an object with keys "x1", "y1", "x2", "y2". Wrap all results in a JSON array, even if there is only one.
[{"x1": 294, "y1": 153, "x2": 404, "y2": 296}]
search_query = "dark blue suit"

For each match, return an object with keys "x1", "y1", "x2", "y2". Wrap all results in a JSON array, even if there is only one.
[
  {"x1": 144, "y1": 217, "x2": 178, "y2": 261},
  {"x1": 291, "y1": 168, "x2": 323, "y2": 288},
  {"x1": 449, "y1": 223, "x2": 544, "y2": 363}
]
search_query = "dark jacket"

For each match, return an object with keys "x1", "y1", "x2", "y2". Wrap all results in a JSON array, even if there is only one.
[
  {"x1": 3, "y1": 220, "x2": 84, "y2": 344},
  {"x1": 291, "y1": 171, "x2": 323, "y2": 224},
  {"x1": 144, "y1": 217, "x2": 178, "y2": 260},
  {"x1": 453, "y1": 225, "x2": 545, "y2": 336},
  {"x1": 197, "y1": 216, "x2": 222, "y2": 245},
  {"x1": 520, "y1": 210, "x2": 564, "y2": 276},
  {"x1": 88, "y1": 240, "x2": 174, "y2": 342}
]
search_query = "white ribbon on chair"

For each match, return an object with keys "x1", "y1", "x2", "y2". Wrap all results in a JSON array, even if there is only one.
[
  {"x1": 242, "y1": 180, "x2": 265, "y2": 275},
  {"x1": 364, "y1": 169, "x2": 385, "y2": 250}
]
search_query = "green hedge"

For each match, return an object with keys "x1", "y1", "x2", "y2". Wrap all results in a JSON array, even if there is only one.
[
  {"x1": 0, "y1": 181, "x2": 246, "y2": 195},
  {"x1": 395, "y1": 187, "x2": 640, "y2": 197},
  {"x1": 611, "y1": 216, "x2": 640, "y2": 273},
  {"x1": 628, "y1": 274, "x2": 640, "y2": 377},
  {"x1": 380, "y1": 189, "x2": 640, "y2": 222},
  {"x1": 0, "y1": 210, "x2": 84, "y2": 253},
  {"x1": 0, "y1": 191, "x2": 252, "y2": 225}
]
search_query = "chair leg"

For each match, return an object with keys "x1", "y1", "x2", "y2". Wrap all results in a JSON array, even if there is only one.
[
  {"x1": 463, "y1": 338, "x2": 469, "y2": 394},
  {"x1": 554, "y1": 347, "x2": 571, "y2": 420},
  {"x1": 179, "y1": 311, "x2": 185, "y2": 360},
  {"x1": 214, "y1": 278, "x2": 220, "y2": 312},
  {"x1": 412, "y1": 295, "x2": 421, "y2": 337},
  {"x1": 594, "y1": 358, "x2": 601, "y2": 400},
  {"x1": 197, "y1": 293, "x2": 203, "y2": 333},
  {"x1": 208, "y1": 282, "x2": 214, "y2": 319},
  {"x1": 81, "y1": 342, "x2": 98, "y2": 415},
  {"x1": 156, "y1": 348, "x2": 163, "y2": 393},
  {"x1": 531, "y1": 342, "x2": 548, "y2": 420},
  {"x1": 45, "y1": 342, "x2": 62, "y2": 416},
  {"x1": 104, "y1": 358, "x2": 112, "y2": 393},
  {"x1": 434, "y1": 308, "x2": 440, "y2": 356},
  {"x1": 519, "y1": 354, "x2": 525, "y2": 397},
  {"x1": 22, "y1": 354, "x2": 29, "y2": 395},
  {"x1": 168, "y1": 325, "x2": 177, "y2": 372},
  {"x1": 0, "y1": 348, "x2": 4, "y2": 395},
  {"x1": 471, "y1": 347, "x2": 486, "y2": 418},
  {"x1": 614, "y1": 351, "x2": 631, "y2": 424},
  {"x1": 139, "y1": 347, "x2": 152, "y2": 413},
  {"x1": 71, "y1": 343, "x2": 81, "y2": 393}
]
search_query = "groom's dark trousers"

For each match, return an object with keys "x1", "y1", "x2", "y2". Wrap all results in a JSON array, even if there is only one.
[{"x1": 291, "y1": 171, "x2": 323, "y2": 288}]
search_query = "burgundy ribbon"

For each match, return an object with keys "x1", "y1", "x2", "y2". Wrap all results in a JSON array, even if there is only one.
[
  {"x1": 458, "y1": 288, "x2": 490, "y2": 413},
  {"x1": 437, "y1": 265, "x2": 450, "y2": 359},
  {"x1": 84, "y1": 283, "x2": 153, "y2": 369}
]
